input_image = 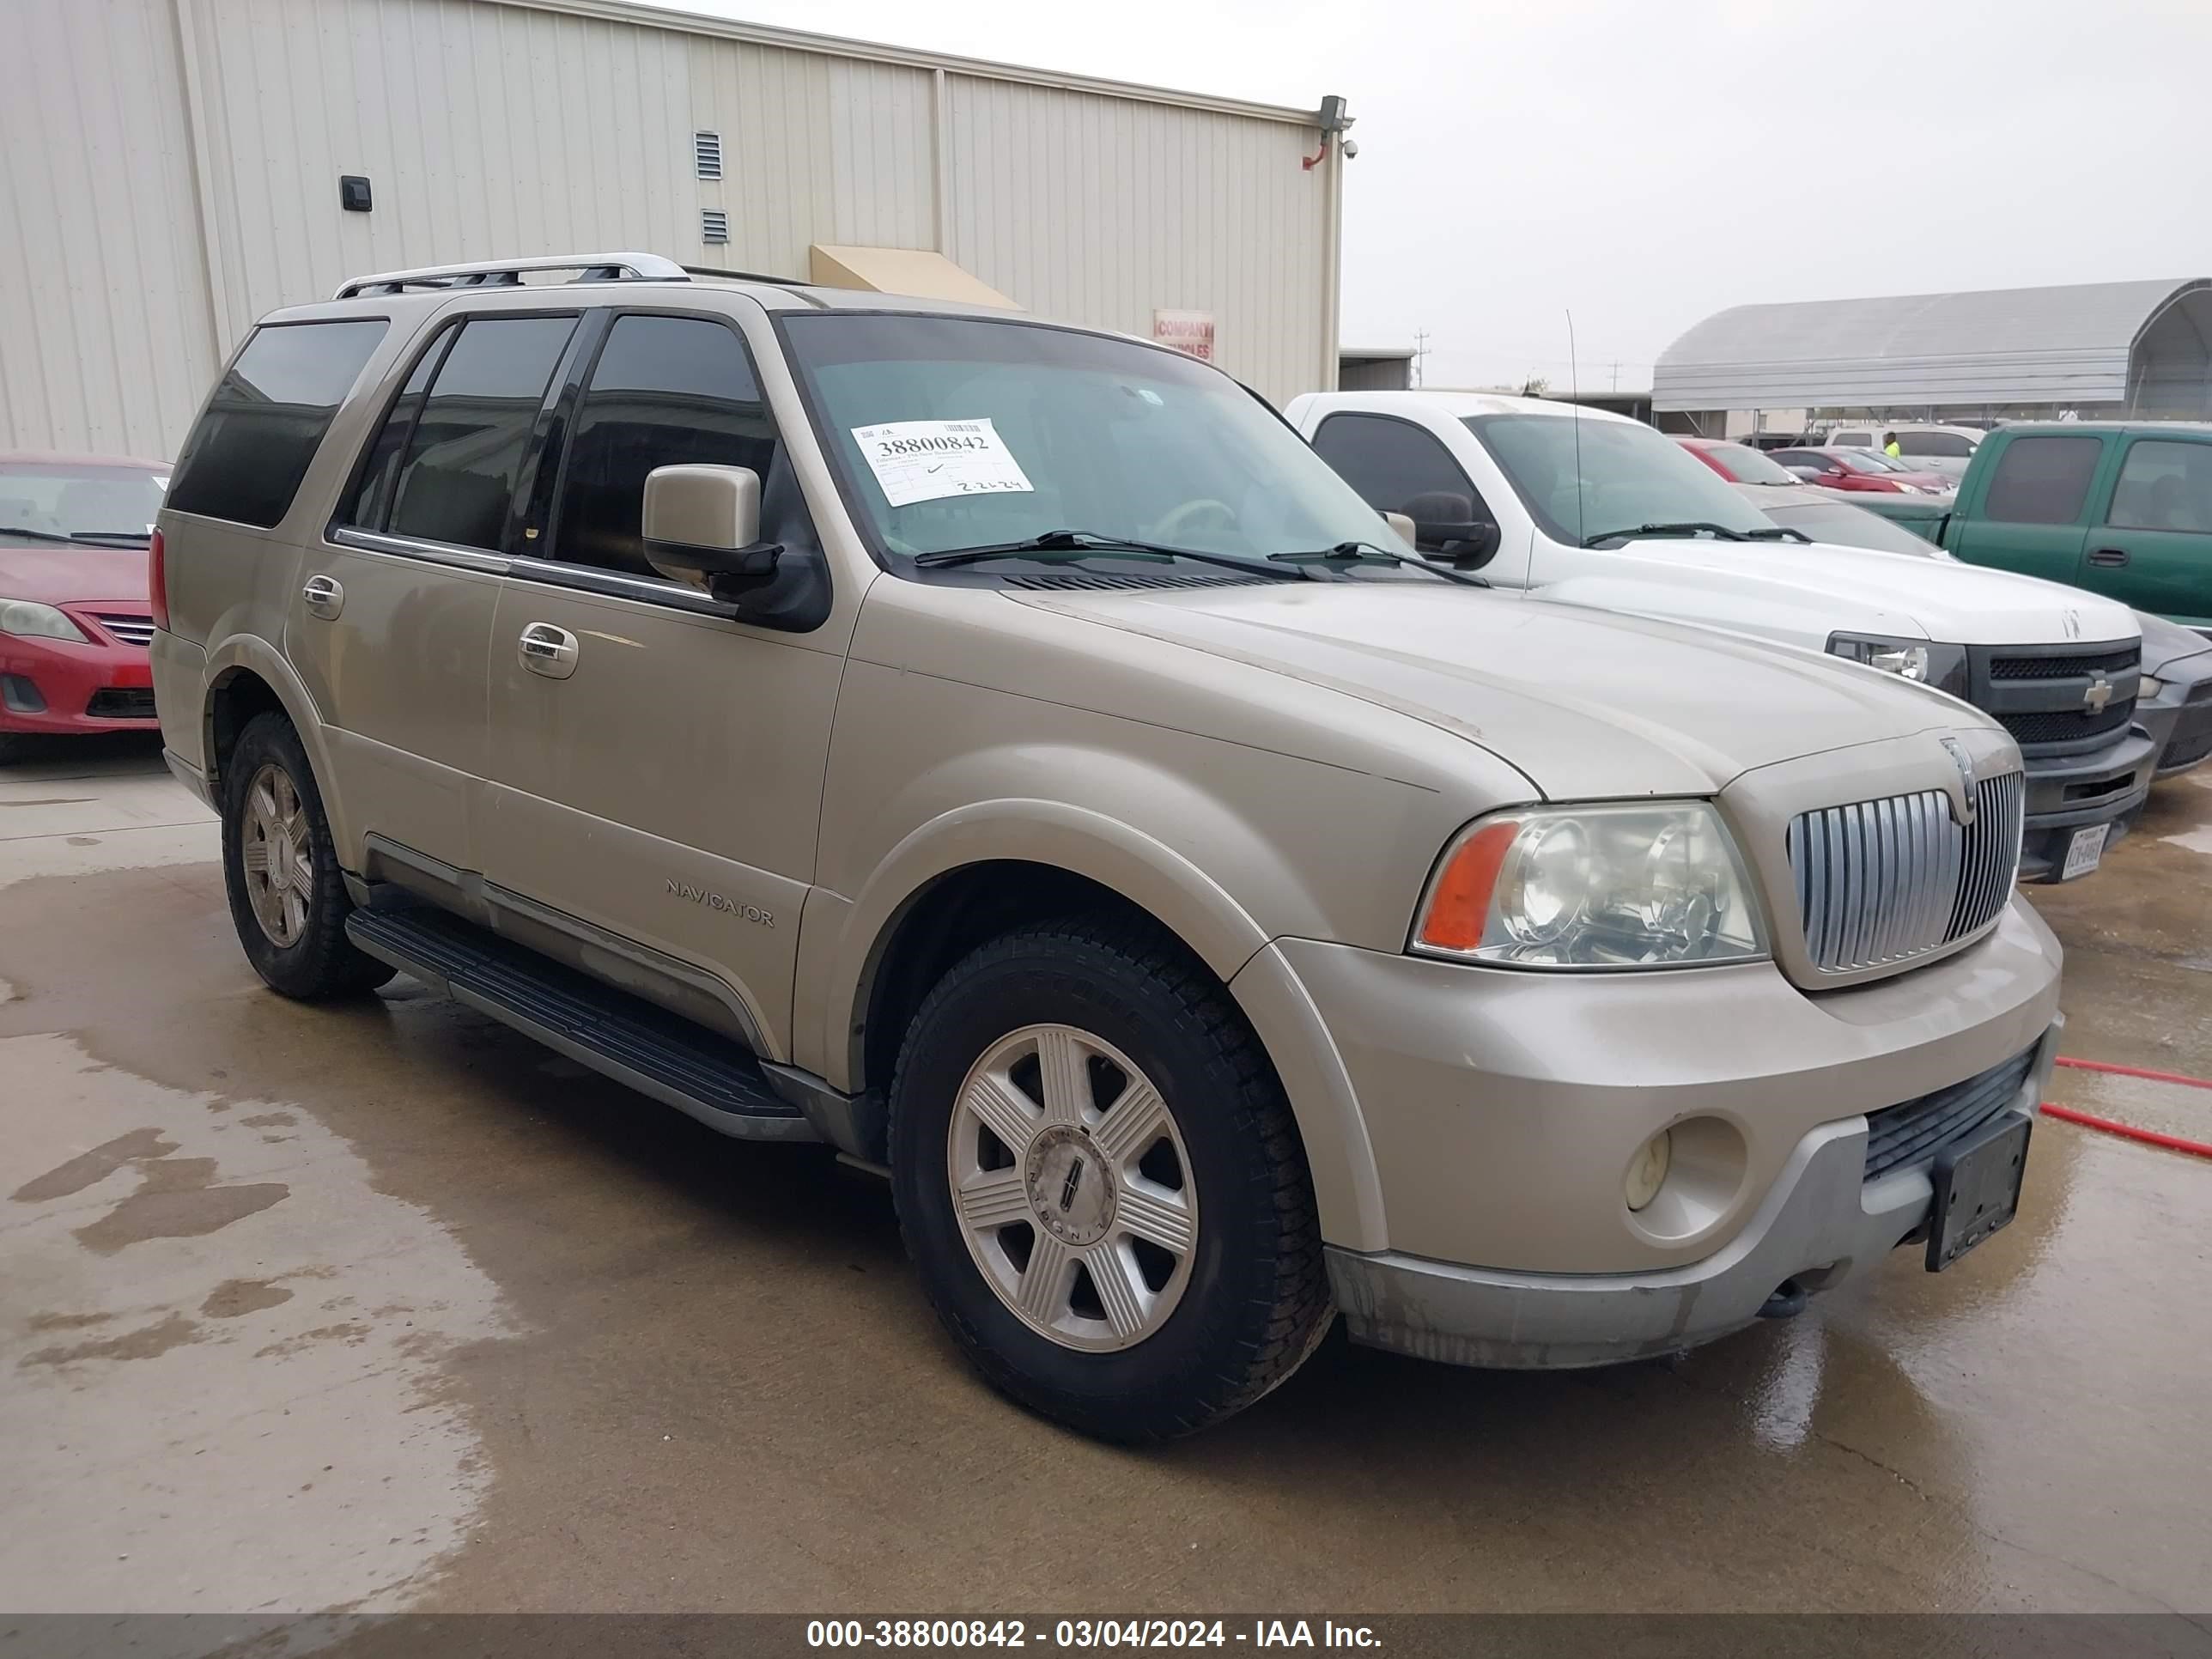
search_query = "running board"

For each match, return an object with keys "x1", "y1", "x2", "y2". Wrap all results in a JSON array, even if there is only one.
[{"x1": 346, "y1": 906, "x2": 818, "y2": 1143}]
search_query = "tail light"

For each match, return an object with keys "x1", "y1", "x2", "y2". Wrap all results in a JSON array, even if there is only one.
[{"x1": 149, "y1": 528, "x2": 169, "y2": 633}]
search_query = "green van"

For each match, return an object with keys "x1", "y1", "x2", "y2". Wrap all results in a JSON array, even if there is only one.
[{"x1": 1945, "y1": 422, "x2": 2212, "y2": 634}]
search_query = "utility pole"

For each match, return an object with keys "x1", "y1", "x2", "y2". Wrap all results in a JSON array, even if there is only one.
[
  {"x1": 1412, "y1": 329, "x2": 1430, "y2": 387},
  {"x1": 1610, "y1": 360, "x2": 1620, "y2": 392}
]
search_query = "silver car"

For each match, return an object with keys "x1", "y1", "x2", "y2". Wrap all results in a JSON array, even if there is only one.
[{"x1": 151, "y1": 253, "x2": 2061, "y2": 1440}]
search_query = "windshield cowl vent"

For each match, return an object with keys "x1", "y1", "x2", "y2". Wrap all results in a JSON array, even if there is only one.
[{"x1": 1000, "y1": 572, "x2": 1266, "y2": 592}]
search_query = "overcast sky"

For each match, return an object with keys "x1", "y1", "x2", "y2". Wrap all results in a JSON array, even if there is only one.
[{"x1": 670, "y1": 0, "x2": 2207, "y2": 391}]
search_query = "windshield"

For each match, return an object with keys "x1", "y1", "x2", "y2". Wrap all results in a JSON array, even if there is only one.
[
  {"x1": 1468, "y1": 414, "x2": 1774, "y2": 544},
  {"x1": 1836, "y1": 450, "x2": 1906, "y2": 474},
  {"x1": 0, "y1": 462, "x2": 167, "y2": 546},
  {"x1": 1760, "y1": 500, "x2": 1948, "y2": 556},
  {"x1": 1703, "y1": 442, "x2": 1798, "y2": 485},
  {"x1": 781, "y1": 313, "x2": 1398, "y2": 568}
]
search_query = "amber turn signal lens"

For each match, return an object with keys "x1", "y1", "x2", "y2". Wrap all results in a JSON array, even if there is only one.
[{"x1": 1417, "y1": 821, "x2": 1519, "y2": 952}]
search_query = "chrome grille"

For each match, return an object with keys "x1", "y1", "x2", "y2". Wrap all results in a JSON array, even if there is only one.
[
  {"x1": 92, "y1": 612, "x2": 155, "y2": 647},
  {"x1": 1787, "y1": 770, "x2": 2025, "y2": 974}
]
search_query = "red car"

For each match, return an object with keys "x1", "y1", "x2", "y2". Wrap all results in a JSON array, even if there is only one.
[
  {"x1": 0, "y1": 453, "x2": 168, "y2": 762},
  {"x1": 1766, "y1": 447, "x2": 1952, "y2": 495},
  {"x1": 1674, "y1": 437, "x2": 1808, "y2": 487}
]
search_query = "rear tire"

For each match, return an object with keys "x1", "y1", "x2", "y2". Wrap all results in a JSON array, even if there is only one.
[
  {"x1": 890, "y1": 916, "x2": 1332, "y2": 1442},
  {"x1": 220, "y1": 713, "x2": 393, "y2": 1000}
]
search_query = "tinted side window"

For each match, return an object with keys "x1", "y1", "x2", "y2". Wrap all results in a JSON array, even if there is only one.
[
  {"x1": 1831, "y1": 431, "x2": 1872, "y2": 447},
  {"x1": 345, "y1": 326, "x2": 454, "y2": 532},
  {"x1": 1899, "y1": 431, "x2": 1973, "y2": 459},
  {"x1": 2107, "y1": 439, "x2": 2212, "y2": 535},
  {"x1": 549, "y1": 315, "x2": 775, "y2": 574},
  {"x1": 1981, "y1": 436, "x2": 2103, "y2": 525},
  {"x1": 1310, "y1": 414, "x2": 1491, "y2": 542},
  {"x1": 386, "y1": 315, "x2": 578, "y2": 551},
  {"x1": 167, "y1": 320, "x2": 389, "y2": 527}
]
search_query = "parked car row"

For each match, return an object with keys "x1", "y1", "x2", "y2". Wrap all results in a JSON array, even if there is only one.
[{"x1": 18, "y1": 254, "x2": 2191, "y2": 1444}]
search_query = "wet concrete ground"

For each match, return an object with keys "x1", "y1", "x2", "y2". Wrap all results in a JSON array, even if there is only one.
[{"x1": 2, "y1": 738, "x2": 2208, "y2": 1622}]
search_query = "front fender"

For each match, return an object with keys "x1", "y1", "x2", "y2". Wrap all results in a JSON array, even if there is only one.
[
  {"x1": 805, "y1": 796, "x2": 1275, "y2": 1085},
  {"x1": 797, "y1": 796, "x2": 1392, "y2": 1253}
]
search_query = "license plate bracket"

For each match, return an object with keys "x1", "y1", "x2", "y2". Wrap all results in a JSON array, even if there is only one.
[
  {"x1": 2060, "y1": 823, "x2": 2109, "y2": 880},
  {"x1": 1926, "y1": 1109, "x2": 2033, "y2": 1271}
]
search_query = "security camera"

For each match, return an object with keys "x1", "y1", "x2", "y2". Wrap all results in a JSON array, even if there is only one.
[{"x1": 1341, "y1": 137, "x2": 1359, "y2": 160}]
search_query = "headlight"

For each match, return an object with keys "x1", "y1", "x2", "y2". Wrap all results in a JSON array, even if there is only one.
[
  {"x1": 1827, "y1": 633, "x2": 1970, "y2": 696},
  {"x1": 2140, "y1": 672, "x2": 2168, "y2": 699},
  {"x1": 0, "y1": 599, "x2": 90, "y2": 643},
  {"x1": 1412, "y1": 802, "x2": 1766, "y2": 969}
]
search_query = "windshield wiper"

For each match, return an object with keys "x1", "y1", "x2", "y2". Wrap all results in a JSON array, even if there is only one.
[
  {"x1": 912, "y1": 530, "x2": 1316, "y2": 580},
  {"x1": 1743, "y1": 525, "x2": 1812, "y2": 544},
  {"x1": 1582, "y1": 521, "x2": 1752, "y2": 547},
  {"x1": 0, "y1": 526, "x2": 151, "y2": 547},
  {"x1": 1267, "y1": 540, "x2": 1489, "y2": 586}
]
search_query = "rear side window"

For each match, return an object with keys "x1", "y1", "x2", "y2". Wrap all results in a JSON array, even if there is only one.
[
  {"x1": 1831, "y1": 430, "x2": 1872, "y2": 447},
  {"x1": 1310, "y1": 413, "x2": 1492, "y2": 529},
  {"x1": 1981, "y1": 436, "x2": 2104, "y2": 525},
  {"x1": 374, "y1": 315, "x2": 578, "y2": 551},
  {"x1": 549, "y1": 314, "x2": 776, "y2": 575},
  {"x1": 1899, "y1": 431, "x2": 1974, "y2": 459},
  {"x1": 167, "y1": 319, "x2": 389, "y2": 527},
  {"x1": 2107, "y1": 439, "x2": 2212, "y2": 535}
]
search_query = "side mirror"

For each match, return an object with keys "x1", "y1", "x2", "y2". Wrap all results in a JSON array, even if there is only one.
[
  {"x1": 1399, "y1": 491, "x2": 1501, "y2": 567},
  {"x1": 1381, "y1": 510, "x2": 1417, "y2": 544},
  {"x1": 642, "y1": 465, "x2": 781, "y2": 593}
]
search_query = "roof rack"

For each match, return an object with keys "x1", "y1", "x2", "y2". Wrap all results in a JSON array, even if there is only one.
[{"x1": 333, "y1": 252, "x2": 689, "y2": 300}]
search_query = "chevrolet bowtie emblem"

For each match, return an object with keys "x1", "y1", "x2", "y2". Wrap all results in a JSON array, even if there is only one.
[{"x1": 2083, "y1": 677, "x2": 2113, "y2": 712}]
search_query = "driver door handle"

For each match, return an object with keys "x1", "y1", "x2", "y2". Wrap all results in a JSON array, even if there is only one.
[
  {"x1": 2087, "y1": 548, "x2": 2130, "y2": 568},
  {"x1": 301, "y1": 574, "x2": 344, "y2": 618},
  {"x1": 517, "y1": 622, "x2": 580, "y2": 679}
]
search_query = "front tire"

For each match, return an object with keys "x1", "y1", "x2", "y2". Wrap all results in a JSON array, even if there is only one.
[
  {"x1": 220, "y1": 712, "x2": 393, "y2": 1000},
  {"x1": 890, "y1": 917, "x2": 1331, "y2": 1442}
]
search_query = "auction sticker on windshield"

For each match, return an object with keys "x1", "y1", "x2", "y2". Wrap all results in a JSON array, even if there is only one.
[{"x1": 852, "y1": 418, "x2": 1035, "y2": 507}]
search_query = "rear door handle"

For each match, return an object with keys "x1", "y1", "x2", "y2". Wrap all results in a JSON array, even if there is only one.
[
  {"x1": 517, "y1": 622, "x2": 580, "y2": 679},
  {"x1": 301, "y1": 574, "x2": 344, "y2": 618},
  {"x1": 2087, "y1": 548, "x2": 2130, "y2": 568}
]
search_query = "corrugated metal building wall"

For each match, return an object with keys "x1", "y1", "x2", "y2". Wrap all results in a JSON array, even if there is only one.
[{"x1": 3, "y1": 0, "x2": 1340, "y2": 458}]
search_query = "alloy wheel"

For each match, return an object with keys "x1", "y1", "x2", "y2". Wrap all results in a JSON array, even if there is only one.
[{"x1": 945, "y1": 1023, "x2": 1199, "y2": 1352}]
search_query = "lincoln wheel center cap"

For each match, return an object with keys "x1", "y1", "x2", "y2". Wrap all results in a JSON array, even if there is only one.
[{"x1": 1024, "y1": 1124, "x2": 1115, "y2": 1247}]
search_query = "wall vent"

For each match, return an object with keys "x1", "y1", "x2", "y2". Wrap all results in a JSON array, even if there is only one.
[
  {"x1": 701, "y1": 209, "x2": 729, "y2": 245},
  {"x1": 694, "y1": 131, "x2": 723, "y2": 179}
]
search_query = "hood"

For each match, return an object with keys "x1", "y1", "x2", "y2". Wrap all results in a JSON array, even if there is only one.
[
  {"x1": 1538, "y1": 535, "x2": 2140, "y2": 648},
  {"x1": 2139, "y1": 609, "x2": 2212, "y2": 677},
  {"x1": 1016, "y1": 582, "x2": 1984, "y2": 799},
  {"x1": 0, "y1": 544, "x2": 150, "y2": 608}
]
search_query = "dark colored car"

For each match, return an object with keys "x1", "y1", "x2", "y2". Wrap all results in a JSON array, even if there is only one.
[
  {"x1": 1770, "y1": 447, "x2": 1954, "y2": 495},
  {"x1": 0, "y1": 453, "x2": 167, "y2": 762}
]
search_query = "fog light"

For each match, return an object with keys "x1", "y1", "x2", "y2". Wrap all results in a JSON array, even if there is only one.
[
  {"x1": 1625, "y1": 1129, "x2": 1672, "y2": 1212},
  {"x1": 2, "y1": 673, "x2": 46, "y2": 714}
]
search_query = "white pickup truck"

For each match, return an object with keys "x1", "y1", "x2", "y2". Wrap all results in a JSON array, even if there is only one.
[{"x1": 1288, "y1": 391, "x2": 2155, "y2": 881}]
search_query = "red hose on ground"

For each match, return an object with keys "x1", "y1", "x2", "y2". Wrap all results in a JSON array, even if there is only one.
[
  {"x1": 2039, "y1": 1102, "x2": 2212, "y2": 1160},
  {"x1": 2054, "y1": 1054, "x2": 2212, "y2": 1092}
]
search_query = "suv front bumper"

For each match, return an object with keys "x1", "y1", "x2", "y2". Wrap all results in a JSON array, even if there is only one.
[
  {"x1": 1327, "y1": 1024, "x2": 2057, "y2": 1369},
  {"x1": 1261, "y1": 899, "x2": 2063, "y2": 1369}
]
